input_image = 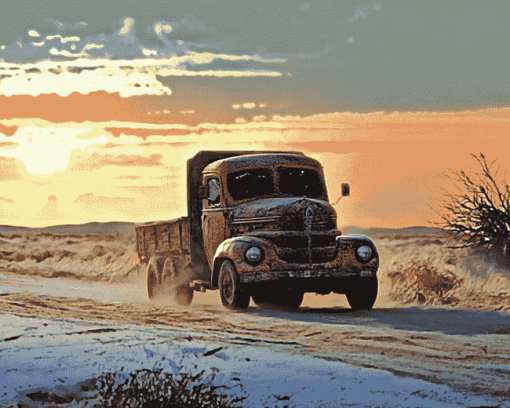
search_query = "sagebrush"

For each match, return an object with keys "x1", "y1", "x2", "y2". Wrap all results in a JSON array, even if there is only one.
[{"x1": 97, "y1": 366, "x2": 246, "y2": 408}]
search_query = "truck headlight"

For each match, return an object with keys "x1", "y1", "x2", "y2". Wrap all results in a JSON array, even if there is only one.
[
  {"x1": 245, "y1": 246, "x2": 264, "y2": 265},
  {"x1": 356, "y1": 245, "x2": 373, "y2": 262}
]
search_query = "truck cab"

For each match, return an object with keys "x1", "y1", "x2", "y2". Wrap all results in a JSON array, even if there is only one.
[{"x1": 200, "y1": 154, "x2": 379, "y2": 310}]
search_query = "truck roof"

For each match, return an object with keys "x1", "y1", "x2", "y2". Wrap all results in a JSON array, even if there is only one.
[{"x1": 202, "y1": 153, "x2": 321, "y2": 174}]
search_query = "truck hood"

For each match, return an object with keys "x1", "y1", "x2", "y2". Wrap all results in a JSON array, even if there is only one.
[{"x1": 231, "y1": 197, "x2": 337, "y2": 232}]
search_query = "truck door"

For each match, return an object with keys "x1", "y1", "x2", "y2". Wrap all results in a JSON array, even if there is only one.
[{"x1": 201, "y1": 177, "x2": 227, "y2": 267}]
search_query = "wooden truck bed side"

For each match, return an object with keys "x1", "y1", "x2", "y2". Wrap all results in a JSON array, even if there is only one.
[{"x1": 135, "y1": 217, "x2": 190, "y2": 264}]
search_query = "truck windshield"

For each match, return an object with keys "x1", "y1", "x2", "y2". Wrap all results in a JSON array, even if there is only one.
[
  {"x1": 227, "y1": 168, "x2": 274, "y2": 200},
  {"x1": 278, "y1": 167, "x2": 324, "y2": 198}
]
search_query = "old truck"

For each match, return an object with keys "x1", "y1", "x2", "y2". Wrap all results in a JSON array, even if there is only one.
[{"x1": 135, "y1": 151, "x2": 379, "y2": 310}]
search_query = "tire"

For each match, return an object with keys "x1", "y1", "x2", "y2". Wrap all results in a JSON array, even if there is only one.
[
  {"x1": 252, "y1": 288, "x2": 304, "y2": 309},
  {"x1": 346, "y1": 277, "x2": 378, "y2": 311},
  {"x1": 218, "y1": 260, "x2": 250, "y2": 310},
  {"x1": 146, "y1": 262, "x2": 160, "y2": 299},
  {"x1": 163, "y1": 259, "x2": 194, "y2": 306}
]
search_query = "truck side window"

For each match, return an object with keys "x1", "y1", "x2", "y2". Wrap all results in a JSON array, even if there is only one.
[{"x1": 207, "y1": 178, "x2": 221, "y2": 206}]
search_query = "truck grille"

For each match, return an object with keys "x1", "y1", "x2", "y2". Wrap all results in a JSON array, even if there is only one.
[
  {"x1": 268, "y1": 235, "x2": 336, "y2": 248},
  {"x1": 276, "y1": 246, "x2": 337, "y2": 264},
  {"x1": 265, "y1": 235, "x2": 338, "y2": 264}
]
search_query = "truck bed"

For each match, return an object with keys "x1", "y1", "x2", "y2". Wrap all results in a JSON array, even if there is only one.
[{"x1": 135, "y1": 217, "x2": 190, "y2": 263}]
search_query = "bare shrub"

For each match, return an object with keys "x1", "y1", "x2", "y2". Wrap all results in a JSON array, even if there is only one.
[
  {"x1": 387, "y1": 260, "x2": 462, "y2": 305},
  {"x1": 97, "y1": 366, "x2": 245, "y2": 408},
  {"x1": 438, "y1": 153, "x2": 510, "y2": 261}
]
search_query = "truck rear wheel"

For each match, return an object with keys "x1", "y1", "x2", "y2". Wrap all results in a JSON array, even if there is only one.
[
  {"x1": 146, "y1": 261, "x2": 163, "y2": 299},
  {"x1": 346, "y1": 277, "x2": 378, "y2": 311},
  {"x1": 219, "y1": 260, "x2": 250, "y2": 310},
  {"x1": 163, "y1": 258, "x2": 194, "y2": 306}
]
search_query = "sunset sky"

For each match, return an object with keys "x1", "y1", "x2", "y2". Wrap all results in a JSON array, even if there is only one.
[{"x1": 1, "y1": 1, "x2": 509, "y2": 228}]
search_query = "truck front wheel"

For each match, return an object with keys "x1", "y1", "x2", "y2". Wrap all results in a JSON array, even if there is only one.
[
  {"x1": 219, "y1": 260, "x2": 250, "y2": 310},
  {"x1": 346, "y1": 277, "x2": 378, "y2": 311}
]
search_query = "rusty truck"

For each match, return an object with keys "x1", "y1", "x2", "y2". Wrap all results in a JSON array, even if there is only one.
[{"x1": 135, "y1": 151, "x2": 379, "y2": 310}]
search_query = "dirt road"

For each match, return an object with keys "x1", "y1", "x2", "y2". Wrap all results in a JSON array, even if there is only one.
[{"x1": 1, "y1": 270, "x2": 510, "y2": 405}]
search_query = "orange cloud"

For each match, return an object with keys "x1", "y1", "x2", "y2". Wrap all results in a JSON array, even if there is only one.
[
  {"x1": 105, "y1": 127, "x2": 200, "y2": 140},
  {"x1": 71, "y1": 153, "x2": 165, "y2": 171},
  {"x1": 0, "y1": 124, "x2": 18, "y2": 136},
  {"x1": 0, "y1": 197, "x2": 15, "y2": 204},
  {"x1": 0, "y1": 92, "x2": 144, "y2": 123},
  {"x1": 0, "y1": 141, "x2": 20, "y2": 149},
  {"x1": 114, "y1": 175, "x2": 141, "y2": 180},
  {"x1": 74, "y1": 193, "x2": 136, "y2": 207},
  {"x1": 0, "y1": 156, "x2": 24, "y2": 180},
  {"x1": 36, "y1": 195, "x2": 66, "y2": 223}
]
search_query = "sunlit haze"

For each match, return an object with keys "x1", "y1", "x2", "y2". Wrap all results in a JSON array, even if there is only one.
[{"x1": 1, "y1": 1, "x2": 509, "y2": 228}]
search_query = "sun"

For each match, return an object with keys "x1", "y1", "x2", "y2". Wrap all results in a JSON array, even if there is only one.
[{"x1": 2, "y1": 127, "x2": 91, "y2": 176}]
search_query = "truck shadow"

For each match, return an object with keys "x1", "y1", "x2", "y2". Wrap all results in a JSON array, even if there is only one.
[{"x1": 246, "y1": 305, "x2": 510, "y2": 336}]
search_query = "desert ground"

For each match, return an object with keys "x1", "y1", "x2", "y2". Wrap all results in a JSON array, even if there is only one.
[{"x1": 1, "y1": 226, "x2": 510, "y2": 407}]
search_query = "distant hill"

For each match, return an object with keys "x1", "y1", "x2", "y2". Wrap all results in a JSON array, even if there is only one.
[
  {"x1": 341, "y1": 226, "x2": 448, "y2": 237},
  {"x1": 0, "y1": 222, "x2": 136, "y2": 236},
  {"x1": 0, "y1": 222, "x2": 446, "y2": 238}
]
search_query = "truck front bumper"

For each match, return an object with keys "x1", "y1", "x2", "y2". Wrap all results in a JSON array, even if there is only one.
[
  {"x1": 214, "y1": 233, "x2": 379, "y2": 286},
  {"x1": 239, "y1": 266, "x2": 376, "y2": 284}
]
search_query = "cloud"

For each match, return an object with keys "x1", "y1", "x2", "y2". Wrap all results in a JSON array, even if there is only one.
[
  {"x1": 36, "y1": 195, "x2": 66, "y2": 223},
  {"x1": 46, "y1": 35, "x2": 80, "y2": 44},
  {"x1": 0, "y1": 62, "x2": 170, "y2": 98},
  {"x1": 0, "y1": 197, "x2": 14, "y2": 204},
  {"x1": 347, "y1": 36, "x2": 354, "y2": 44},
  {"x1": 118, "y1": 17, "x2": 136, "y2": 37},
  {"x1": 0, "y1": 141, "x2": 20, "y2": 149},
  {"x1": 28, "y1": 30, "x2": 40, "y2": 37},
  {"x1": 105, "y1": 127, "x2": 199, "y2": 140},
  {"x1": 0, "y1": 52, "x2": 283, "y2": 97},
  {"x1": 71, "y1": 152, "x2": 165, "y2": 171},
  {"x1": 0, "y1": 124, "x2": 18, "y2": 136},
  {"x1": 0, "y1": 156, "x2": 24, "y2": 180},
  {"x1": 114, "y1": 175, "x2": 141, "y2": 180},
  {"x1": 73, "y1": 193, "x2": 136, "y2": 215},
  {"x1": 153, "y1": 21, "x2": 174, "y2": 36},
  {"x1": 232, "y1": 102, "x2": 260, "y2": 109},
  {"x1": 49, "y1": 43, "x2": 105, "y2": 58}
]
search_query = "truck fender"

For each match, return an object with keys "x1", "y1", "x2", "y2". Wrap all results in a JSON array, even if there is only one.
[
  {"x1": 336, "y1": 235, "x2": 380, "y2": 270},
  {"x1": 211, "y1": 236, "x2": 275, "y2": 289}
]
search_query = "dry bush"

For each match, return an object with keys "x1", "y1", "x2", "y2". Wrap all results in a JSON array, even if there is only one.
[
  {"x1": 438, "y1": 153, "x2": 510, "y2": 261},
  {"x1": 97, "y1": 366, "x2": 245, "y2": 408},
  {"x1": 377, "y1": 235, "x2": 510, "y2": 311},
  {"x1": 387, "y1": 260, "x2": 461, "y2": 305}
]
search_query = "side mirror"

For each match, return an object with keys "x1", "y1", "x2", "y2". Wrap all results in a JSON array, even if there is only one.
[
  {"x1": 198, "y1": 185, "x2": 209, "y2": 200},
  {"x1": 341, "y1": 183, "x2": 350, "y2": 197}
]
